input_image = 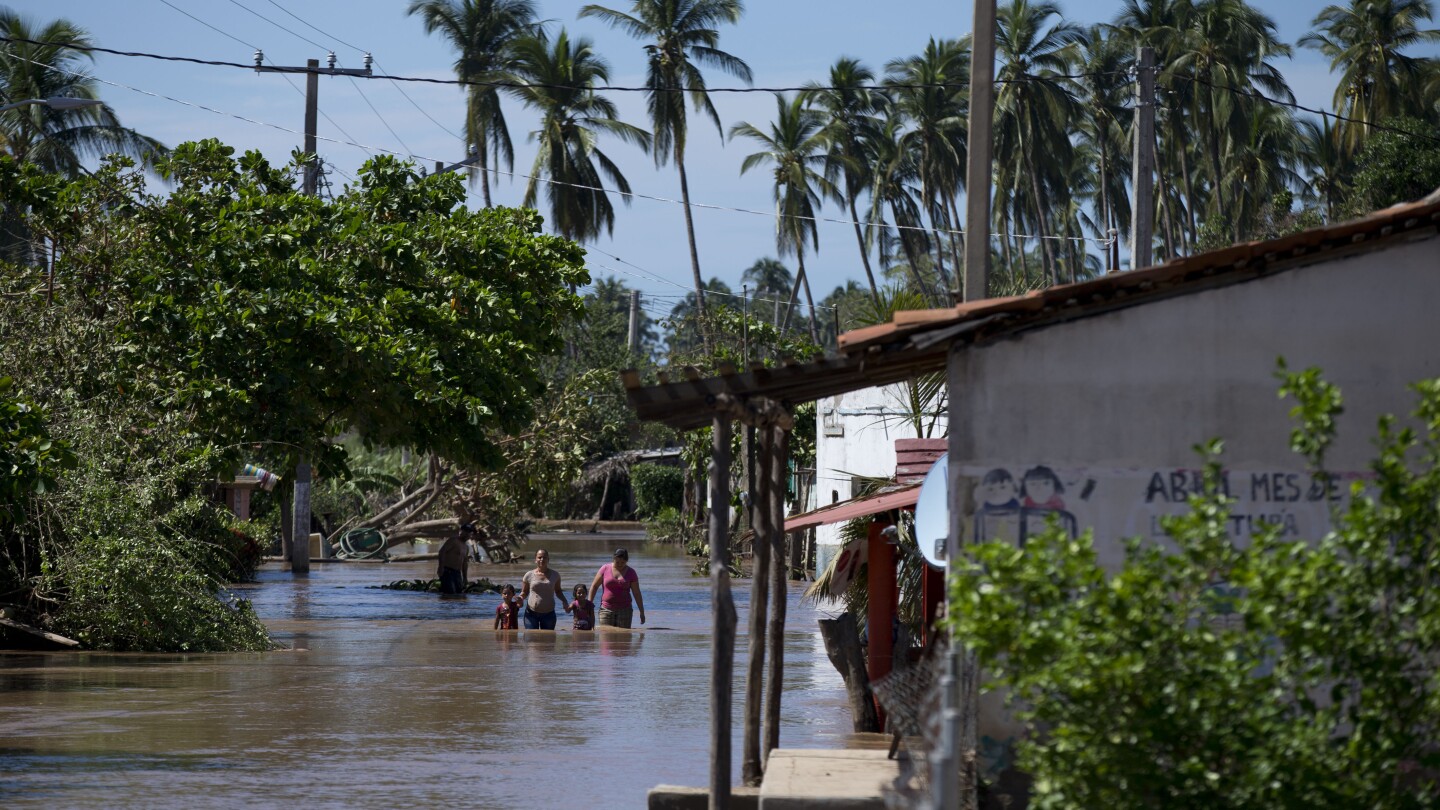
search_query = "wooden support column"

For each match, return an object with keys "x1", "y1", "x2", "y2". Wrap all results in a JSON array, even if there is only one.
[
  {"x1": 741, "y1": 426, "x2": 773, "y2": 786},
  {"x1": 866, "y1": 519, "x2": 898, "y2": 728},
  {"x1": 763, "y1": 424, "x2": 790, "y2": 764},
  {"x1": 708, "y1": 415, "x2": 736, "y2": 810}
]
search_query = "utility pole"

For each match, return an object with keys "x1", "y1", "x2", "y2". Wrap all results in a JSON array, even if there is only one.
[
  {"x1": 1130, "y1": 46, "x2": 1156, "y2": 271},
  {"x1": 255, "y1": 51, "x2": 371, "y2": 573},
  {"x1": 945, "y1": 2, "x2": 997, "y2": 808},
  {"x1": 962, "y1": 0, "x2": 997, "y2": 304},
  {"x1": 627, "y1": 290, "x2": 640, "y2": 353}
]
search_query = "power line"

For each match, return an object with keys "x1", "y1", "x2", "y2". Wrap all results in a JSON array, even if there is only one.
[
  {"x1": 1175, "y1": 73, "x2": 1440, "y2": 147},
  {"x1": 0, "y1": 36, "x2": 1123, "y2": 95},
  {"x1": 154, "y1": 0, "x2": 373, "y2": 161},
  {"x1": 255, "y1": 0, "x2": 461, "y2": 141},
  {"x1": 219, "y1": 0, "x2": 414, "y2": 157}
]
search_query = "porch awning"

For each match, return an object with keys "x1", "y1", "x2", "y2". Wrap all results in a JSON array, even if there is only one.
[{"x1": 783, "y1": 482, "x2": 921, "y2": 533}]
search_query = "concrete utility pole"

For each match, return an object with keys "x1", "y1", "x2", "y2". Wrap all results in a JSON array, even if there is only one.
[
  {"x1": 1130, "y1": 46, "x2": 1156, "y2": 271},
  {"x1": 944, "y1": 1, "x2": 998, "y2": 808},
  {"x1": 255, "y1": 52, "x2": 371, "y2": 573},
  {"x1": 962, "y1": 0, "x2": 998, "y2": 304},
  {"x1": 627, "y1": 290, "x2": 640, "y2": 352}
]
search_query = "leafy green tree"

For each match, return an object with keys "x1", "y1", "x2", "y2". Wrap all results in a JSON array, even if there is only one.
[
  {"x1": 948, "y1": 367, "x2": 1440, "y2": 807},
  {"x1": 730, "y1": 93, "x2": 835, "y2": 344},
  {"x1": 125, "y1": 139, "x2": 587, "y2": 474},
  {"x1": 407, "y1": 0, "x2": 540, "y2": 207},
  {"x1": 1345, "y1": 115, "x2": 1440, "y2": 213},
  {"x1": 0, "y1": 377, "x2": 74, "y2": 523},
  {"x1": 579, "y1": 0, "x2": 752, "y2": 324},
  {"x1": 508, "y1": 28, "x2": 652, "y2": 242},
  {"x1": 1300, "y1": 0, "x2": 1440, "y2": 158}
]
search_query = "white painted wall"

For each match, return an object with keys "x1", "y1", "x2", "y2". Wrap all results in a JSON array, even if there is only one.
[
  {"x1": 946, "y1": 231, "x2": 1440, "y2": 770},
  {"x1": 813, "y1": 383, "x2": 948, "y2": 570}
]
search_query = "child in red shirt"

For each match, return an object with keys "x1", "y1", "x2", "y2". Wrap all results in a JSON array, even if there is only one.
[
  {"x1": 494, "y1": 584, "x2": 520, "y2": 630},
  {"x1": 567, "y1": 584, "x2": 595, "y2": 631}
]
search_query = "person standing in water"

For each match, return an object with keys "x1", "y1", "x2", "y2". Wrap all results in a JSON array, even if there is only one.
[
  {"x1": 588, "y1": 548, "x2": 645, "y2": 628},
  {"x1": 436, "y1": 524, "x2": 472, "y2": 595},
  {"x1": 520, "y1": 549, "x2": 564, "y2": 630}
]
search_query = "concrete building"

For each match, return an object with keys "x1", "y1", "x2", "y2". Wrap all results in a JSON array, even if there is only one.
[{"x1": 812, "y1": 383, "x2": 948, "y2": 571}]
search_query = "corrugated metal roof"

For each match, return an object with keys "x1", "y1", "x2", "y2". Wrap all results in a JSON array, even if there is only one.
[{"x1": 783, "y1": 482, "x2": 921, "y2": 533}]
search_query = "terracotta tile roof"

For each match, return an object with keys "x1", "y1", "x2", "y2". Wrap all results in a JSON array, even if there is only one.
[{"x1": 837, "y1": 194, "x2": 1440, "y2": 355}]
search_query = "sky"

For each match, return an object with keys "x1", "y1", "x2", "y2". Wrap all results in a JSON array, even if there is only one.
[{"x1": 24, "y1": 0, "x2": 1415, "y2": 321}]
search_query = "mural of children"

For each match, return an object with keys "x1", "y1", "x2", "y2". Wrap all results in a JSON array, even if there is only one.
[
  {"x1": 974, "y1": 468, "x2": 1022, "y2": 544},
  {"x1": 978, "y1": 469, "x2": 1020, "y2": 511},
  {"x1": 1021, "y1": 466, "x2": 1066, "y2": 510}
]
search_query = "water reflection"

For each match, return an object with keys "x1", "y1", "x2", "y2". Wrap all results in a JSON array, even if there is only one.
[{"x1": 0, "y1": 536, "x2": 848, "y2": 808}]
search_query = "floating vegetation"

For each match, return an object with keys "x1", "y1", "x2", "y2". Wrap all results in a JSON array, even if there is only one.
[{"x1": 374, "y1": 578, "x2": 500, "y2": 594}]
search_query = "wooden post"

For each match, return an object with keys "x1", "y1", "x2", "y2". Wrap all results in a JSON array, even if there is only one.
[
  {"x1": 866, "y1": 520, "x2": 897, "y2": 728},
  {"x1": 741, "y1": 426, "x2": 773, "y2": 785},
  {"x1": 763, "y1": 425, "x2": 790, "y2": 764},
  {"x1": 709, "y1": 415, "x2": 736, "y2": 810}
]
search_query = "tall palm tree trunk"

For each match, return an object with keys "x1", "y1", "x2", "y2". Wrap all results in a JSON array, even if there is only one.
[
  {"x1": 1098, "y1": 137, "x2": 1112, "y2": 270},
  {"x1": 478, "y1": 145, "x2": 493, "y2": 208},
  {"x1": 945, "y1": 193, "x2": 966, "y2": 269},
  {"x1": 676, "y1": 148, "x2": 709, "y2": 329},
  {"x1": 1029, "y1": 173, "x2": 1058, "y2": 286},
  {"x1": 847, "y1": 195, "x2": 882, "y2": 306},
  {"x1": 1178, "y1": 138, "x2": 1197, "y2": 250},
  {"x1": 797, "y1": 252, "x2": 820, "y2": 346}
]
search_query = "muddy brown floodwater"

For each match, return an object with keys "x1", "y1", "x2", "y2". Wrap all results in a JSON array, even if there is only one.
[{"x1": 0, "y1": 535, "x2": 850, "y2": 808}]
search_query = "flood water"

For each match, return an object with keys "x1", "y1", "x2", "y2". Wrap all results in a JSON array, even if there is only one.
[{"x1": 0, "y1": 535, "x2": 849, "y2": 807}]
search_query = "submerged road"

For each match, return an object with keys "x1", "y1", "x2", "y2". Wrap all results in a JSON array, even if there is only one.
[{"x1": 0, "y1": 535, "x2": 849, "y2": 808}]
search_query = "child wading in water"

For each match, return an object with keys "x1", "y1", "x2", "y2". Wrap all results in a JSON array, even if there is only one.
[
  {"x1": 567, "y1": 584, "x2": 594, "y2": 631},
  {"x1": 494, "y1": 584, "x2": 520, "y2": 630}
]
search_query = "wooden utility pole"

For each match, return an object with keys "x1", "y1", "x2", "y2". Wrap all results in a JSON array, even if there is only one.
[
  {"x1": 708, "y1": 415, "x2": 736, "y2": 810},
  {"x1": 1131, "y1": 46, "x2": 1156, "y2": 271},
  {"x1": 962, "y1": 0, "x2": 998, "y2": 303}
]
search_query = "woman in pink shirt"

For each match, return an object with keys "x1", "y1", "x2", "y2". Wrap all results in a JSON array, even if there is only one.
[{"x1": 587, "y1": 548, "x2": 645, "y2": 628}]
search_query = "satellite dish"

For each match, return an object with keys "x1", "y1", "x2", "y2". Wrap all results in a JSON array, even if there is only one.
[{"x1": 913, "y1": 452, "x2": 949, "y2": 569}]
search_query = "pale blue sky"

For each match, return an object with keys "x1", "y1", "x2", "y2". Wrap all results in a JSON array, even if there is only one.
[{"x1": 28, "y1": 1, "x2": 1421, "y2": 315}]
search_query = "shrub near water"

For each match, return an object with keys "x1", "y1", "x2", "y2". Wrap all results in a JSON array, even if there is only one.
[{"x1": 946, "y1": 367, "x2": 1440, "y2": 808}]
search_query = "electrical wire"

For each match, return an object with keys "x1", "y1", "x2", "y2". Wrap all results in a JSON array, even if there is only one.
[
  {"x1": 256, "y1": 0, "x2": 461, "y2": 141},
  {"x1": 154, "y1": 0, "x2": 372, "y2": 161},
  {"x1": 0, "y1": 35, "x2": 1125, "y2": 95}
]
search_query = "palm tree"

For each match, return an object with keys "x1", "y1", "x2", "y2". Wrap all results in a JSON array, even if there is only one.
[
  {"x1": 507, "y1": 29, "x2": 652, "y2": 243},
  {"x1": 407, "y1": 0, "x2": 538, "y2": 207},
  {"x1": 579, "y1": 0, "x2": 752, "y2": 324},
  {"x1": 1171, "y1": 0, "x2": 1293, "y2": 241},
  {"x1": 884, "y1": 38, "x2": 970, "y2": 292},
  {"x1": 993, "y1": 0, "x2": 1084, "y2": 285},
  {"x1": 1073, "y1": 26, "x2": 1132, "y2": 269},
  {"x1": 1300, "y1": 0, "x2": 1440, "y2": 157},
  {"x1": 1298, "y1": 117, "x2": 1348, "y2": 220},
  {"x1": 740, "y1": 257, "x2": 793, "y2": 327},
  {"x1": 730, "y1": 93, "x2": 836, "y2": 345},
  {"x1": 867, "y1": 112, "x2": 937, "y2": 302},
  {"x1": 0, "y1": 12, "x2": 163, "y2": 175},
  {"x1": 801, "y1": 58, "x2": 889, "y2": 305}
]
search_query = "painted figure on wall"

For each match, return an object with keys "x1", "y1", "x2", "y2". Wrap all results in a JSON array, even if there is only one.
[{"x1": 975, "y1": 465, "x2": 1080, "y2": 545}]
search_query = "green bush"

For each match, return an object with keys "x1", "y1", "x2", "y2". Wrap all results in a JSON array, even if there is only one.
[
  {"x1": 946, "y1": 367, "x2": 1440, "y2": 808},
  {"x1": 631, "y1": 463, "x2": 684, "y2": 517}
]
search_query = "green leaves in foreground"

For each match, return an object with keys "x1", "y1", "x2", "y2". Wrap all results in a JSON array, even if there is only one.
[{"x1": 947, "y1": 366, "x2": 1440, "y2": 808}]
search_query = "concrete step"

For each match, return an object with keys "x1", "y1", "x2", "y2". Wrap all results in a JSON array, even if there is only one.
[{"x1": 758, "y1": 748, "x2": 900, "y2": 809}]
